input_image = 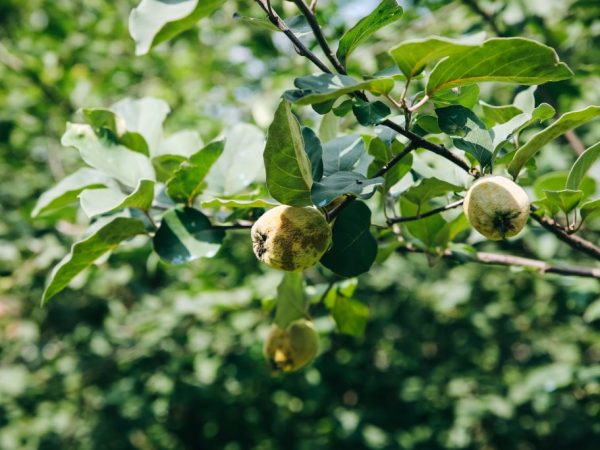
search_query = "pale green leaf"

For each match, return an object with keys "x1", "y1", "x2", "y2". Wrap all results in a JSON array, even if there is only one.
[
  {"x1": 311, "y1": 171, "x2": 383, "y2": 207},
  {"x1": 566, "y1": 142, "x2": 600, "y2": 190},
  {"x1": 274, "y1": 272, "x2": 308, "y2": 328},
  {"x1": 508, "y1": 106, "x2": 600, "y2": 178},
  {"x1": 337, "y1": 0, "x2": 403, "y2": 64},
  {"x1": 79, "y1": 179, "x2": 155, "y2": 218},
  {"x1": 42, "y1": 218, "x2": 147, "y2": 304}
]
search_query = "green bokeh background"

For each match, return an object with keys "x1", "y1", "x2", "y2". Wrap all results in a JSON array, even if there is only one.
[{"x1": 0, "y1": 1, "x2": 599, "y2": 449}]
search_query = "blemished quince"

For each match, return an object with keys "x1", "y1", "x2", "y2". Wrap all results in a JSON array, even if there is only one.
[
  {"x1": 263, "y1": 319, "x2": 319, "y2": 372},
  {"x1": 251, "y1": 205, "x2": 332, "y2": 271},
  {"x1": 463, "y1": 175, "x2": 530, "y2": 240}
]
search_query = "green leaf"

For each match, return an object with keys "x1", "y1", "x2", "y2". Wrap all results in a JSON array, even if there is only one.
[
  {"x1": 263, "y1": 100, "x2": 313, "y2": 207},
  {"x1": 232, "y1": 13, "x2": 279, "y2": 32},
  {"x1": 431, "y1": 84, "x2": 480, "y2": 109},
  {"x1": 352, "y1": 100, "x2": 391, "y2": 126},
  {"x1": 42, "y1": 218, "x2": 147, "y2": 304},
  {"x1": 311, "y1": 172, "x2": 384, "y2": 207},
  {"x1": 283, "y1": 74, "x2": 394, "y2": 106},
  {"x1": 31, "y1": 168, "x2": 114, "y2": 218},
  {"x1": 322, "y1": 135, "x2": 365, "y2": 176},
  {"x1": 542, "y1": 189, "x2": 584, "y2": 214},
  {"x1": 534, "y1": 171, "x2": 596, "y2": 200},
  {"x1": 436, "y1": 105, "x2": 493, "y2": 168},
  {"x1": 200, "y1": 197, "x2": 277, "y2": 209},
  {"x1": 320, "y1": 201, "x2": 377, "y2": 277},
  {"x1": 336, "y1": 0, "x2": 403, "y2": 64},
  {"x1": 79, "y1": 179, "x2": 155, "y2": 218},
  {"x1": 566, "y1": 142, "x2": 600, "y2": 190},
  {"x1": 580, "y1": 198, "x2": 600, "y2": 224},
  {"x1": 152, "y1": 154, "x2": 186, "y2": 183},
  {"x1": 389, "y1": 35, "x2": 483, "y2": 78},
  {"x1": 508, "y1": 106, "x2": 600, "y2": 178},
  {"x1": 274, "y1": 272, "x2": 308, "y2": 328},
  {"x1": 302, "y1": 127, "x2": 324, "y2": 181},
  {"x1": 328, "y1": 293, "x2": 369, "y2": 337},
  {"x1": 490, "y1": 103, "x2": 555, "y2": 152},
  {"x1": 403, "y1": 177, "x2": 464, "y2": 208},
  {"x1": 426, "y1": 38, "x2": 573, "y2": 95},
  {"x1": 152, "y1": 207, "x2": 224, "y2": 264},
  {"x1": 129, "y1": 0, "x2": 222, "y2": 55},
  {"x1": 61, "y1": 123, "x2": 155, "y2": 188},
  {"x1": 82, "y1": 107, "x2": 149, "y2": 156},
  {"x1": 481, "y1": 102, "x2": 523, "y2": 125},
  {"x1": 205, "y1": 123, "x2": 265, "y2": 196},
  {"x1": 166, "y1": 140, "x2": 225, "y2": 205}
]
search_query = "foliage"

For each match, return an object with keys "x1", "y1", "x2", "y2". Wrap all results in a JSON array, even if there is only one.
[{"x1": 0, "y1": 0, "x2": 599, "y2": 449}]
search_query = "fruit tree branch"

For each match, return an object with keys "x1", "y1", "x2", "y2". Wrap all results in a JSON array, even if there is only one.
[
  {"x1": 530, "y1": 211, "x2": 600, "y2": 260},
  {"x1": 399, "y1": 245, "x2": 600, "y2": 279},
  {"x1": 291, "y1": 0, "x2": 347, "y2": 74}
]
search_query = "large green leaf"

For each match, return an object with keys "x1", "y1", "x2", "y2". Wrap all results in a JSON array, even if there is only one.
[
  {"x1": 566, "y1": 142, "x2": 600, "y2": 190},
  {"x1": 283, "y1": 74, "x2": 394, "y2": 106},
  {"x1": 426, "y1": 38, "x2": 573, "y2": 95},
  {"x1": 311, "y1": 172, "x2": 383, "y2": 207},
  {"x1": 42, "y1": 218, "x2": 147, "y2": 304},
  {"x1": 61, "y1": 123, "x2": 155, "y2": 188},
  {"x1": 263, "y1": 100, "x2": 313, "y2": 207},
  {"x1": 542, "y1": 189, "x2": 584, "y2": 215},
  {"x1": 205, "y1": 123, "x2": 265, "y2": 196},
  {"x1": 82, "y1": 107, "x2": 149, "y2": 156},
  {"x1": 320, "y1": 201, "x2": 377, "y2": 277},
  {"x1": 508, "y1": 106, "x2": 600, "y2": 178},
  {"x1": 31, "y1": 168, "x2": 114, "y2": 218},
  {"x1": 152, "y1": 207, "x2": 224, "y2": 264},
  {"x1": 322, "y1": 135, "x2": 365, "y2": 176},
  {"x1": 400, "y1": 197, "x2": 451, "y2": 249},
  {"x1": 302, "y1": 127, "x2": 324, "y2": 181},
  {"x1": 336, "y1": 0, "x2": 403, "y2": 64},
  {"x1": 166, "y1": 140, "x2": 225, "y2": 205},
  {"x1": 580, "y1": 199, "x2": 600, "y2": 224},
  {"x1": 129, "y1": 0, "x2": 222, "y2": 55},
  {"x1": 389, "y1": 35, "x2": 481, "y2": 78},
  {"x1": 79, "y1": 179, "x2": 155, "y2": 218},
  {"x1": 274, "y1": 272, "x2": 308, "y2": 328}
]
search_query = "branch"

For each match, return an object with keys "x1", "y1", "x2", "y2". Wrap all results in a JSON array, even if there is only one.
[
  {"x1": 292, "y1": 0, "x2": 347, "y2": 74},
  {"x1": 254, "y1": 0, "x2": 331, "y2": 73},
  {"x1": 530, "y1": 212, "x2": 600, "y2": 260},
  {"x1": 388, "y1": 200, "x2": 464, "y2": 224},
  {"x1": 460, "y1": 0, "x2": 505, "y2": 37},
  {"x1": 399, "y1": 245, "x2": 600, "y2": 279}
]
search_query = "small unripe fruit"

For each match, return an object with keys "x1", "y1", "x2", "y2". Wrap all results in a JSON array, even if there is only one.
[
  {"x1": 263, "y1": 319, "x2": 319, "y2": 372},
  {"x1": 251, "y1": 205, "x2": 332, "y2": 271},
  {"x1": 463, "y1": 176, "x2": 530, "y2": 240}
]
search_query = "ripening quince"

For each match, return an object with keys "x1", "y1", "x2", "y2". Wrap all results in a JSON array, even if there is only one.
[
  {"x1": 251, "y1": 205, "x2": 332, "y2": 271},
  {"x1": 463, "y1": 176, "x2": 530, "y2": 240},
  {"x1": 263, "y1": 319, "x2": 319, "y2": 372}
]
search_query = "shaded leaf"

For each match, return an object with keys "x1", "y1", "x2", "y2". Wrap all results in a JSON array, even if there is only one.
[
  {"x1": 311, "y1": 171, "x2": 383, "y2": 207},
  {"x1": 152, "y1": 207, "x2": 224, "y2": 264},
  {"x1": 403, "y1": 177, "x2": 464, "y2": 208},
  {"x1": 302, "y1": 127, "x2": 324, "y2": 181},
  {"x1": 352, "y1": 100, "x2": 391, "y2": 126},
  {"x1": 328, "y1": 294, "x2": 369, "y2": 337},
  {"x1": 320, "y1": 201, "x2": 377, "y2": 277},
  {"x1": 322, "y1": 134, "x2": 365, "y2": 176},
  {"x1": 542, "y1": 189, "x2": 583, "y2": 214}
]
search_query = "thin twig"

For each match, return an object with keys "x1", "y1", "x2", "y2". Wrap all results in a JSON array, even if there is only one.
[
  {"x1": 460, "y1": 0, "x2": 505, "y2": 36},
  {"x1": 399, "y1": 245, "x2": 600, "y2": 279},
  {"x1": 292, "y1": 0, "x2": 347, "y2": 73},
  {"x1": 388, "y1": 200, "x2": 464, "y2": 224}
]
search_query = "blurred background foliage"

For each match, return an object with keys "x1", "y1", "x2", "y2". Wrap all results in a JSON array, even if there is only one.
[{"x1": 0, "y1": 0, "x2": 599, "y2": 449}]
